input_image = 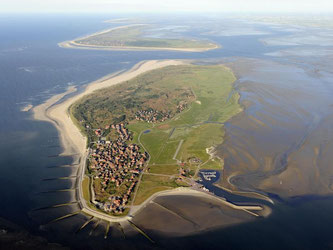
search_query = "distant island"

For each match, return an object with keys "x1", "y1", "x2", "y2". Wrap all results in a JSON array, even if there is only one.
[
  {"x1": 70, "y1": 63, "x2": 243, "y2": 216},
  {"x1": 59, "y1": 24, "x2": 219, "y2": 52}
]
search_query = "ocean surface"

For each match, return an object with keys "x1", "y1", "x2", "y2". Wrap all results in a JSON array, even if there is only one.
[{"x1": 1, "y1": 13, "x2": 333, "y2": 249}]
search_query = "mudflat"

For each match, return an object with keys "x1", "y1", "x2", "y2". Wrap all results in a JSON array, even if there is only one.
[{"x1": 217, "y1": 58, "x2": 333, "y2": 198}]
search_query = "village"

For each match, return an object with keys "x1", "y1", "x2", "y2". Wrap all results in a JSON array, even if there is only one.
[
  {"x1": 135, "y1": 109, "x2": 171, "y2": 123},
  {"x1": 135, "y1": 102, "x2": 188, "y2": 123},
  {"x1": 86, "y1": 99, "x2": 199, "y2": 214},
  {"x1": 89, "y1": 123, "x2": 148, "y2": 214}
]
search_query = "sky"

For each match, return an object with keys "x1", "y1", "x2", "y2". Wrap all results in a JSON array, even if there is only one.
[{"x1": 1, "y1": 0, "x2": 333, "y2": 13}]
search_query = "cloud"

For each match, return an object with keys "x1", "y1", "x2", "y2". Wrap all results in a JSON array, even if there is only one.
[{"x1": 2, "y1": 0, "x2": 333, "y2": 13}]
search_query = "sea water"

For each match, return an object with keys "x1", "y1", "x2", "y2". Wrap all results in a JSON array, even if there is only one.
[{"x1": 1, "y1": 13, "x2": 333, "y2": 249}]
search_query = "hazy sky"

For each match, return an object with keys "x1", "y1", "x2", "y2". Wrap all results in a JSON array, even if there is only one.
[{"x1": 2, "y1": 0, "x2": 333, "y2": 13}]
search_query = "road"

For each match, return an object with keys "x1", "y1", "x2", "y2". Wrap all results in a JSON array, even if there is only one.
[
  {"x1": 75, "y1": 128, "x2": 152, "y2": 222},
  {"x1": 76, "y1": 149, "x2": 130, "y2": 222},
  {"x1": 129, "y1": 130, "x2": 151, "y2": 210},
  {"x1": 75, "y1": 132, "x2": 263, "y2": 223},
  {"x1": 172, "y1": 139, "x2": 184, "y2": 161}
]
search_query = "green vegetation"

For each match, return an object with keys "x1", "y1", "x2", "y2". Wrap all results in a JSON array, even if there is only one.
[
  {"x1": 200, "y1": 158, "x2": 225, "y2": 170},
  {"x1": 72, "y1": 64, "x2": 242, "y2": 205},
  {"x1": 71, "y1": 68, "x2": 196, "y2": 129},
  {"x1": 82, "y1": 177, "x2": 100, "y2": 211},
  {"x1": 148, "y1": 165, "x2": 180, "y2": 175},
  {"x1": 82, "y1": 177, "x2": 91, "y2": 202},
  {"x1": 82, "y1": 176, "x2": 130, "y2": 216},
  {"x1": 176, "y1": 123, "x2": 225, "y2": 163},
  {"x1": 75, "y1": 25, "x2": 217, "y2": 50},
  {"x1": 133, "y1": 175, "x2": 188, "y2": 205}
]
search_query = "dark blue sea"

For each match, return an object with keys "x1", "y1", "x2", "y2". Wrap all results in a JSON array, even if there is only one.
[{"x1": 1, "y1": 13, "x2": 333, "y2": 249}]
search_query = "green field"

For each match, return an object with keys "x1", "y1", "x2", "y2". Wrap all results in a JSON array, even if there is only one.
[
  {"x1": 135, "y1": 65, "x2": 241, "y2": 174},
  {"x1": 72, "y1": 64, "x2": 241, "y2": 205},
  {"x1": 74, "y1": 25, "x2": 218, "y2": 51},
  {"x1": 82, "y1": 177, "x2": 91, "y2": 202},
  {"x1": 133, "y1": 175, "x2": 188, "y2": 205},
  {"x1": 148, "y1": 165, "x2": 180, "y2": 175}
]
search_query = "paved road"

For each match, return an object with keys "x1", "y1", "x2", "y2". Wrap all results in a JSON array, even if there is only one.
[
  {"x1": 76, "y1": 149, "x2": 130, "y2": 222},
  {"x1": 129, "y1": 130, "x2": 151, "y2": 209},
  {"x1": 75, "y1": 128, "x2": 153, "y2": 222},
  {"x1": 172, "y1": 139, "x2": 184, "y2": 161},
  {"x1": 75, "y1": 133, "x2": 262, "y2": 222}
]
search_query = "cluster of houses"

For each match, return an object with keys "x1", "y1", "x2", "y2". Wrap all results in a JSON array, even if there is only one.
[
  {"x1": 94, "y1": 128, "x2": 102, "y2": 137},
  {"x1": 179, "y1": 167, "x2": 193, "y2": 178},
  {"x1": 94, "y1": 123, "x2": 131, "y2": 142},
  {"x1": 176, "y1": 101, "x2": 188, "y2": 113},
  {"x1": 135, "y1": 109, "x2": 171, "y2": 123},
  {"x1": 134, "y1": 102, "x2": 189, "y2": 124},
  {"x1": 111, "y1": 123, "x2": 131, "y2": 141},
  {"x1": 89, "y1": 123, "x2": 148, "y2": 214}
]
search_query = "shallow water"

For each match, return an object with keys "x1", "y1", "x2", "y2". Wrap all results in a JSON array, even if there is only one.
[
  {"x1": 218, "y1": 57, "x2": 333, "y2": 198},
  {"x1": 1, "y1": 13, "x2": 333, "y2": 249}
]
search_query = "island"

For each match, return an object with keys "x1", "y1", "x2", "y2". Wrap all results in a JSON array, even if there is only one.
[
  {"x1": 59, "y1": 24, "x2": 219, "y2": 52},
  {"x1": 70, "y1": 63, "x2": 242, "y2": 216},
  {"x1": 32, "y1": 59, "x2": 269, "y2": 238}
]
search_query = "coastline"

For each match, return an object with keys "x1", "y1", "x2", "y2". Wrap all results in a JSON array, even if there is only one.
[
  {"x1": 33, "y1": 60, "x2": 185, "y2": 156},
  {"x1": 129, "y1": 187, "x2": 264, "y2": 218},
  {"x1": 32, "y1": 59, "x2": 270, "y2": 226},
  {"x1": 58, "y1": 24, "x2": 220, "y2": 53},
  {"x1": 32, "y1": 60, "x2": 188, "y2": 221},
  {"x1": 59, "y1": 40, "x2": 220, "y2": 53}
]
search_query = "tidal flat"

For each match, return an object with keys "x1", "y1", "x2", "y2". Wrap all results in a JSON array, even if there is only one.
[
  {"x1": 133, "y1": 194, "x2": 255, "y2": 237},
  {"x1": 218, "y1": 57, "x2": 333, "y2": 198},
  {"x1": 2, "y1": 13, "x2": 333, "y2": 249}
]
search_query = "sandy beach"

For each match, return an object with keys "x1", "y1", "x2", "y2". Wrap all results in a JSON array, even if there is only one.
[
  {"x1": 60, "y1": 40, "x2": 220, "y2": 53},
  {"x1": 58, "y1": 24, "x2": 219, "y2": 53},
  {"x1": 32, "y1": 59, "x2": 270, "y2": 229},
  {"x1": 33, "y1": 60, "x2": 185, "y2": 156},
  {"x1": 20, "y1": 104, "x2": 33, "y2": 112},
  {"x1": 58, "y1": 24, "x2": 145, "y2": 48}
]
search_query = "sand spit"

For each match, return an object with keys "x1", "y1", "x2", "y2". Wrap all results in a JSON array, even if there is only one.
[
  {"x1": 21, "y1": 104, "x2": 33, "y2": 112},
  {"x1": 60, "y1": 24, "x2": 145, "y2": 46},
  {"x1": 33, "y1": 86, "x2": 78, "y2": 155},
  {"x1": 60, "y1": 41, "x2": 219, "y2": 53},
  {"x1": 33, "y1": 60, "x2": 185, "y2": 156},
  {"x1": 58, "y1": 24, "x2": 219, "y2": 53}
]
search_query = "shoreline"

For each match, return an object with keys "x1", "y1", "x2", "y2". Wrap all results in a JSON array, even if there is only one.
[
  {"x1": 58, "y1": 24, "x2": 220, "y2": 53},
  {"x1": 32, "y1": 59, "x2": 269, "y2": 224},
  {"x1": 59, "y1": 40, "x2": 220, "y2": 53},
  {"x1": 32, "y1": 60, "x2": 188, "y2": 221},
  {"x1": 33, "y1": 60, "x2": 185, "y2": 156},
  {"x1": 129, "y1": 187, "x2": 264, "y2": 218}
]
